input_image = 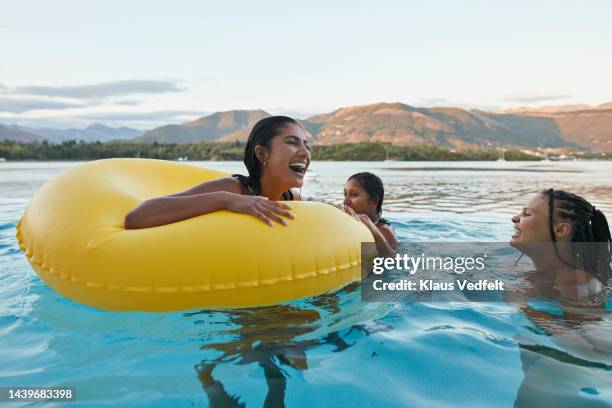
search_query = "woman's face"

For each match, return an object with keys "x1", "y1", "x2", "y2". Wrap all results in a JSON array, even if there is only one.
[
  {"x1": 510, "y1": 193, "x2": 554, "y2": 248},
  {"x1": 261, "y1": 123, "x2": 311, "y2": 188},
  {"x1": 344, "y1": 179, "x2": 377, "y2": 216}
]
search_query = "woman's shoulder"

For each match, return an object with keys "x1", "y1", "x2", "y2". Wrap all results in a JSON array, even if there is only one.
[{"x1": 168, "y1": 176, "x2": 244, "y2": 197}]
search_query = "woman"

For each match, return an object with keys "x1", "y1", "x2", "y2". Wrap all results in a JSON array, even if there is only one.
[
  {"x1": 124, "y1": 116, "x2": 311, "y2": 229},
  {"x1": 510, "y1": 188, "x2": 611, "y2": 302},
  {"x1": 509, "y1": 189, "x2": 611, "y2": 406},
  {"x1": 341, "y1": 172, "x2": 398, "y2": 256}
]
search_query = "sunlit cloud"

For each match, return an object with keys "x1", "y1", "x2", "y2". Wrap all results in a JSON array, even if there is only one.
[{"x1": 499, "y1": 93, "x2": 571, "y2": 104}]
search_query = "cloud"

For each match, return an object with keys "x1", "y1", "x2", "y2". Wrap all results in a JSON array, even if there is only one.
[
  {"x1": 270, "y1": 108, "x2": 333, "y2": 119},
  {"x1": 414, "y1": 97, "x2": 453, "y2": 106},
  {"x1": 79, "y1": 110, "x2": 208, "y2": 122},
  {"x1": 0, "y1": 96, "x2": 85, "y2": 113},
  {"x1": 499, "y1": 93, "x2": 571, "y2": 104},
  {"x1": 113, "y1": 99, "x2": 143, "y2": 106},
  {"x1": 4, "y1": 79, "x2": 186, "y2": 99}
]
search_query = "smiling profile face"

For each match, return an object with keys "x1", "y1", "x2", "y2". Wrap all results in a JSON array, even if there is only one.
[
  {"x1": 344, "y1": 178, "x2": 378, "y2": 216},
  {"x1": 258, "y1": 122, "x2": 311, "y2": 189},
  {"x1": 510, "y1": 193, "x2": 555, "y2": 249}
]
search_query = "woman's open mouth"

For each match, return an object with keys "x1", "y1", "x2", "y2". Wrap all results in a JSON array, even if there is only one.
[
  {"x1": 511, "y1": 226, "x2": 521, "y2": 239},
  {"x1": 288, "y1": 162, "x2": 307, "y2": 176}
]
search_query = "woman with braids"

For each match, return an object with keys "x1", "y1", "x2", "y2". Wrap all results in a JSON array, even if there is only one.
[
  {"x1": 509, "y1": 189, "x2": 612, "y2": 407},
  {"x1": 510, "y1": 188, "x2": 611, "y2": 302},
  {"x1": 124, "y1": 116, "x2": 310, "y2": 229}
]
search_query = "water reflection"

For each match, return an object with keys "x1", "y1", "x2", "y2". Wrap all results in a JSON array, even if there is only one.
[
  {"x1": 511, "y1": 273, "x2": 612, "y2": 407},
  {"x1": 190, "y1": 284, "x2": 392, "y2": 408}
]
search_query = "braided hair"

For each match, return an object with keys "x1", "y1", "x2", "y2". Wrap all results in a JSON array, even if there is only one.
[{"x1": 544, "y1": 188, "x2": 612, "y2": 286}]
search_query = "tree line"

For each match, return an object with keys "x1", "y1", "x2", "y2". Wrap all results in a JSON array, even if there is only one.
[{"x1": 0, "y1": 139, "x2": 543, "y2": 161}]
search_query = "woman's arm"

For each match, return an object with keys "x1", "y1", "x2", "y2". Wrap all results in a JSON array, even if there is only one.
[{"x1": 124, "y1": 177, "x2": 293, "y2": 229}]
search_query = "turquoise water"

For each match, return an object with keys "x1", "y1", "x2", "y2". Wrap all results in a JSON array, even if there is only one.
[{"x1": 1, "y1": 160, "x2": 611, "y2": 407}]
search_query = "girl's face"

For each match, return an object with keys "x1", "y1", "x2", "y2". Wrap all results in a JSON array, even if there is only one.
[
  {"x1": 344, "y1": 179, "x2": 378, "y2": 216},
  {"x1": 510, "y1": 193, "x2": 558, "y2": 248},
  {"x1": 259, "y1": 123, "x2": 311, "y2": 189}
]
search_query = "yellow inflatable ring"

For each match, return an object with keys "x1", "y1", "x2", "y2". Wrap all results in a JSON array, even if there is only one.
[{"x1": 16, "y1": 158, "x2": 373, "y2": 311}]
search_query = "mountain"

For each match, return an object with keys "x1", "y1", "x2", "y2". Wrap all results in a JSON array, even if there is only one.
[
  {"x1": 3, "y1": 101, "x2": 611, "y2": 151},
  {"x1": 302, "y1": 103, "x2": 572, "y2": 149},
  {"x1": 502, "y1": 108, "x2": 612, "y2": 151},
  {"x1": 0, "y1": 123, "x2": 141, "y2": 143},
  {"x1": 136, "y1": 110, "x2": 270, "y2": 143},
  {"x1": 31, "y1": 123, "x2": 142, "y2": 143},
  {"x1": 0, "y1": 124, "x2": 46, "y2": 143}
]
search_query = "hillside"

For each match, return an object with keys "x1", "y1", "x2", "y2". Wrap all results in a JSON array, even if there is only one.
[
  {"x1": 0, "y1": 124, "x2": 46, "y2": 143},
  {"x1": 302, "y1": 103, "x2": 572, "y2": 149},
  {"x1": 136, "y1": 110, "x2": 270, "y2": 143},
  {"x1": 0, "y1": 123, "x2": 141, "y2": 143}
]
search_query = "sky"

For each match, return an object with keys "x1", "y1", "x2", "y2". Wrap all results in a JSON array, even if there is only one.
[{"x1": 1, "y1": 0, "x2": 611, "y2": 129}]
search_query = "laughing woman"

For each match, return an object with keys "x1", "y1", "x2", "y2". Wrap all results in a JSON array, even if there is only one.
[
  {"x1": 124, "y1": 116, "x2": 311, "y2": 229},
  {"x1": 509, "y1": 190, "x2": 612, "y2": 406},
  {"x1": 510, "y1": 188, "x2": 611, "y2": 302}
]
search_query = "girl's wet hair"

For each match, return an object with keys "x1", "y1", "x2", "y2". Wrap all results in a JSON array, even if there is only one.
[
  {"x1": 544, "y1": 188, "x2": 612, "y2": 285},
  {"x1": 348, "y1": 172, "x2": 386, "y2": 220},
  {"x1": 238, "y1": 116, "x2": 303, "y2": 198}
]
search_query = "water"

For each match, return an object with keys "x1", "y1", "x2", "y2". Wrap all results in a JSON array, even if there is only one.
[{"x1": 1, "y1": 160, "x2": 611, "y2": 407}]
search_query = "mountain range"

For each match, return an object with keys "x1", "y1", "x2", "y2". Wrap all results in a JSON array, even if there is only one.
[
  {"x1": 0, "y1": 123, "x2": 141, "y2": 143},
  {"x1": 2, "y1": 101, "x2": 611, "y2": 151}
]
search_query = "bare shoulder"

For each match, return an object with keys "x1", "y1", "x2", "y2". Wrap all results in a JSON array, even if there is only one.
[{"x1": 167, "y1": 176, "x2": 244, "y2": 197}]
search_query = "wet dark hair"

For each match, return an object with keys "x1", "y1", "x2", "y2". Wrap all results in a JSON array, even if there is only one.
[
  {"x1": 544, "y1": 188, "x2": 612, "y2": 285},
  {"x1": 234, "y1": 116, "x2": 303, "y2": 199},
  {"x1": 347, "y1": 172, "x2": 389, "y2": 224}
]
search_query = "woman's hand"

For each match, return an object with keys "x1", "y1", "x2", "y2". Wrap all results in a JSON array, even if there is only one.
[{"x1": 225, "y1": 194, "x2": 294, "y2": 226}]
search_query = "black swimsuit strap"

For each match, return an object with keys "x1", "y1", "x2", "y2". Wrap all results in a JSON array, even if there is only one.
[{"x1": 231, "y1": 174, "x2": 293, "y2": 200}]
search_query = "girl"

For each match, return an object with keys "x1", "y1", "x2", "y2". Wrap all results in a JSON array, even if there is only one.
[{"x1": 342, "y1": 172, "x2": 398, "y2": 256}]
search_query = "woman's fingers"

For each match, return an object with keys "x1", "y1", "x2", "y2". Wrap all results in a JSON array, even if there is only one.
[
  {"x1": 258, "y1": 199, "x2": 294, "y2": 219},
  {"x1": 252, "y1": 210, "x2": 273, "y2": 226},
  {"x1": 262, "y1": 208, "x2": 288, "y2": 225},
  {"x1": 255, "y1": 196, "x2": 292, "y2": 210}
]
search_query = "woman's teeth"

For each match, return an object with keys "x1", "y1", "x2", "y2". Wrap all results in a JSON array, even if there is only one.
[{"x1": 289, "y1": 162, "x2": 307, "y2": 174}]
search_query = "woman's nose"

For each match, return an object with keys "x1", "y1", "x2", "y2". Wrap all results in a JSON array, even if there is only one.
[
  {"x1": 511, "y1": 214, "x2": 519, "y2": 223},
  {"x1": 298, "y1": 144, "x2": 310, "y2": 157},
  {"x1": 344, "y1": 198, "x2": 351, "y2": 206}
]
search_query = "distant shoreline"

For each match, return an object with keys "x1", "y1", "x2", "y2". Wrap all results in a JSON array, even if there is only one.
[{"x1": 1, "y1": 140, "x2": 610, "y2": 162}]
